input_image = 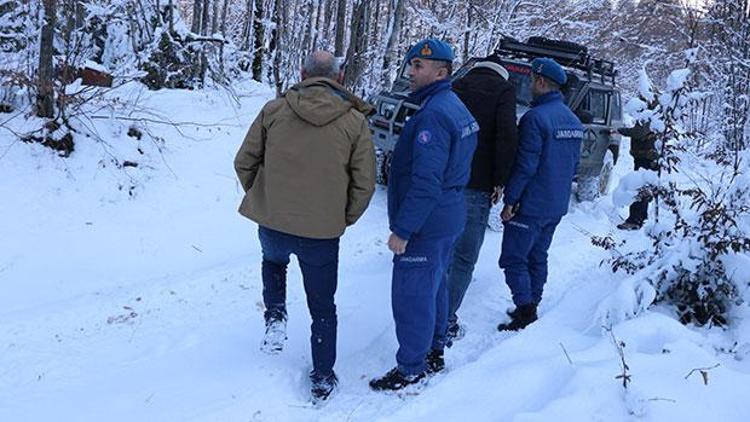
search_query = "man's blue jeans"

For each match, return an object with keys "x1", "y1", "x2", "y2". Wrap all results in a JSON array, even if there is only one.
[
  {"x1": 258, "y1": 226, "x2": 339, "y2": 377},
  {"x1": 446, "y1": 189, "x2": 492, "y2": 325},
  {"x1": 498, "y1": 215, "x2": 561, "y2": 306}
]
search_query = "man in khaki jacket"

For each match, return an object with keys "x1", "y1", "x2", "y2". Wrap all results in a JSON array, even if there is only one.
[{"x1": 234, "y1": 51, "x2": 375, "y2": 404}]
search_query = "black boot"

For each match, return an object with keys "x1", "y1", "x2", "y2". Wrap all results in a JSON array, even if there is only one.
[
  {"x1": 498, "y1": 303, "x2": 538, "y2": 331},
  {"x1": 506, "y1": 304, "x2": 538, "y2": 320},
  {"x1": 445, "y1": 321, "x2": 465, "y2": 348},
  {"x1": 617, "y1": 220, "x2": 642, "y2": 231},
  {"x1": 310, "y1": 371, "x2": 338, "y2": 404},
  {"x1": 369, "y1": 367, "x2": 426, "y2": 391},
  {"x1": 426, "y1": 349, "x2": 445, "y2": 374}
]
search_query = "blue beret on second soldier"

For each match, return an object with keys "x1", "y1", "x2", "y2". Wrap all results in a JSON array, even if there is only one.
[
  {"x1": 531, "y1": 57, "x2": 567, "y2": 86},
  {"x1": 406, "y1": 39, "x2": 455, "y2": 63}
]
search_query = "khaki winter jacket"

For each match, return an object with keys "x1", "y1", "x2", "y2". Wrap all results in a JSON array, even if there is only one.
[
  {"x1": 619, "y1": 121, "x2": 657, "y2": 160},
  {"x1": 234, "y1": 77, "x2": 376, "y2": 239}
]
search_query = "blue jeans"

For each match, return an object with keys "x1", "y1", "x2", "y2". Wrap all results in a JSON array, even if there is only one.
[
  {"x1": 446, "y1": 189, "x2": 492, "y2": 324},
  {"x1": 258, "y1": 226, "x2": 339, "y2": 377},
  {"x1": 499, "y1": 215, "x2": 561, "y2": 306},
  {"x1": 391, "y1": 235, "x2": 456, "y2": 375}
]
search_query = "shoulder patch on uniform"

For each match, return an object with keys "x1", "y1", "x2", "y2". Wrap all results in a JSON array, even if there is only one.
[
  {"x1": 461, "y1": 121, "x2": 480, "y2": 138},
  {"x1": 555, "y1": 129, "x2": 584, "y2": 140},
  {"x1": 416, "y1": 130, "x2": 432, "y2": 145}
]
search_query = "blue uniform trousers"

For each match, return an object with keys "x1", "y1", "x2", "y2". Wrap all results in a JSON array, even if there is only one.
[
  {"x1": 258, "y1": 226, "x2": 339, "y2": 377},
  {"x1": 499, "y1": 215, "x2": 561, "y2": 306},
  {"x1": 392, "y1": 235, "x2": 456, "y2": 375}
]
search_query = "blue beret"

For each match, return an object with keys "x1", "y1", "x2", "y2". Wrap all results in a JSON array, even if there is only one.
[
  {"x1": 406, "y1": 39, "x2": 455, "y2": 63},
  {"x1": 531, "y1": 57, "x2": 567, "y2": 86}
]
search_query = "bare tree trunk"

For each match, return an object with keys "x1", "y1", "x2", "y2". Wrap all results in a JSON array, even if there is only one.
[
  {"x1": 191, "y1": 0, "x2": 202, "y2": 34},
  {"x1": 168, "y1": 0, "x2": 174, "y2": 33},
  {"x1": 211, "y1": 0, "x2": 219, "y2": 34},
  {"x1": 371, "y1": 0, "x2": 380, "y2": 41},
  {"x1": 37, "y1": 0, "x2": 56, "y2": 119},
  {"x1": 240, "y1": 0, "x2": 252, "y2": 50},
  {"x1": 711, "y1": 0, "x2": 750, "y2": 154},
  {"x1": 201, "y1": 0, "x2": 210, "y2": 35},
  {"x1": 270, "y1": 0, "x2": 284, "y2": 96},
  {"x1": 74, "y1": 0, "x2": 84, "y2": 29},
  {"x1": 287, "y1": 0, "x2": 305, "y2": 72},
  {"x1": 302, "y1": 0, "x2": 315, "y2": 54},
  {"x1": 220, "y1": 0, "x2": 229, "y2": 36},
  {"x1": 344, "y1": 0, "x2": 370, "y2": 89},
  {"x1": 381, "y1": 0, "x2": 405, "y2": 86},
  {"x1": 334, "y1": 0, "x2": 347, "y2": 56},
  {"x1": 464, "y1": 1, "x2": 472, "y2": 61},
  {"x1": 252, "y1": 0, "x2": 264, "y2": 81},
  {"x1": 311, "y1": 0, "x2": 323, "y2": 51},
  {"x1": 322, "y1": 0, "x2": 335, "y2": 49},
  {"x1": 62, "y1": 0, "x2": 73, "y2": 47}
]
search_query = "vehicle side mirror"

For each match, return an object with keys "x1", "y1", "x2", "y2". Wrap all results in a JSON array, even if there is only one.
[{"x1": 576, "y1": 110, "x2": 594, "y2": 124}]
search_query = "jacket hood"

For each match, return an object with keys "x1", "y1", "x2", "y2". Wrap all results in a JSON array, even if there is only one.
[
  {"x1": 284, "y1": 77, "x2": 373, "y2": 127},
  {"x1": 472, "y1": 61, "x2": 509, "y2": 80}
]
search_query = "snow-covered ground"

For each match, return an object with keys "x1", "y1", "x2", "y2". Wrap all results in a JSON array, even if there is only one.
[{"x1": 1, "y1": 83, "x2": 749, "y2": 421}]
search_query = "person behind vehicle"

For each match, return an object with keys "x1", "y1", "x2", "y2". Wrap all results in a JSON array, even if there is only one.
[
  {"x1": 444, "y1": 56, "x2": 519, "y2": 344},
  {"x1": 369, "y1": 39, "x2": 478, "y2": 392},
  {"x1": 233, "y1": 51, "x2": 376, "y2": 404},
  {"x1": 498, "y1": 57, "x2": 583, "y2": 331},
  {"x1": 617, "y1": 120, "x2": 657, "y2": 230}
]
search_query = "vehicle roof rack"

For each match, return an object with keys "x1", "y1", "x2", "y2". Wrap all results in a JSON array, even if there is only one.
[{"x1": 492, "y1": 37, "x2": 617, "y2": 86}]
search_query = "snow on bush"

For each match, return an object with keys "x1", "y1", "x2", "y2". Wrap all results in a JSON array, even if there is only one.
[{"x1": 595, "y1": 64, "x2": 750, "y2": 327}]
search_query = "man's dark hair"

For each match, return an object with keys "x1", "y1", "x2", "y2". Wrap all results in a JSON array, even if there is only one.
[
  {"x1": 436, "y1": 60, "x2": 453, "y2": 76},
  {"x1": 534, "y1": 72, "x2": 561, "y2": 91}
]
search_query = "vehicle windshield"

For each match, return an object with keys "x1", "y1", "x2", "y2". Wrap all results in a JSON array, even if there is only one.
[
  {"x1": 504, "y1": 63, "x2": 533, "y2": 107},
  {"x1": 504, "y1": 62, "x2": 583, "y2": 110},
  {"x1": 575, "y1": 88, "x2": 609, "y2": 125}
]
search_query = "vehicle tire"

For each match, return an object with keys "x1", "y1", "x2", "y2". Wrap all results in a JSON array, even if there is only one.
[
  {"x1": 576, "y1": 176, "x2": 600, "y2": 202},
  {"x1": 576, "y1": 149, "x2": 615, "y2": 202}
]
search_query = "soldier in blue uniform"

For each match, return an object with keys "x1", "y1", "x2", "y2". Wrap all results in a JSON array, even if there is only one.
[
  {"x1": 498, "y1": 58, "x2": 583, "y2": 331},
  {"x1": 370, "y1": 39, "x2": 478, "y2": 391}
]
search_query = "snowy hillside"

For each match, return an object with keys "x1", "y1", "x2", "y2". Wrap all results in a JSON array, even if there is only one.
[{"x1": 1, "y1": 83, "x2": 749, "y2": 422}]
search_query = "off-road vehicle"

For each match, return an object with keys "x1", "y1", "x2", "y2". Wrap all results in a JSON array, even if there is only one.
[{"x1": 368, "y1": 36, "x2": 623, "y2": 201}]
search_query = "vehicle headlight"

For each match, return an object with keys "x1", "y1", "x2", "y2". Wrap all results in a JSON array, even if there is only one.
[{"x1": 380, "y1": 102, "x2": 396, "y2": 119}]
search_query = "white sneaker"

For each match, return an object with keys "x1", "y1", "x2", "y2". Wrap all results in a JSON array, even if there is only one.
[{"x1": 260, "y1": 319, "x2": 287, "y2": 354}]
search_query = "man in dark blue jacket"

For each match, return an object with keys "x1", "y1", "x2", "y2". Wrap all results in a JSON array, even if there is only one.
[
  {"x1": 370, "y1": 39, "x2": 478, "y2": 392},
  {"x1": 498, "y1": 58, "x2": 583, "y2": 331}
]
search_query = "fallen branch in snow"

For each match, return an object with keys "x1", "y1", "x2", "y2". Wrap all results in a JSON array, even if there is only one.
[
  {"x1": 573, "y1": 224, "x2": 636, "y2": 273},
  {"x1": 684, "y1": 363, "x2": 720, "y2": 385},
  {"x1": 604, "y1": 325, "x2": 631, "y2": 389},
  {"x1": 88, "y1": 115, "x2": 240, "y2": 129},
  {"x1": 559, "y1": 342, "x2": 574, "y2": 365},
  {"x1": 647, "y1": 397, "x2": 677, "y2": 403}
]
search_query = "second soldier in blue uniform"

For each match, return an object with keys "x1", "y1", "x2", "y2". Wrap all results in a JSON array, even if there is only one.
[
  {"x1": 370, "y1": 39, "x2": 478, "y2": 391},
  {"x1": 498, "y1": 58, "x2": 584, "y2": 331}
]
